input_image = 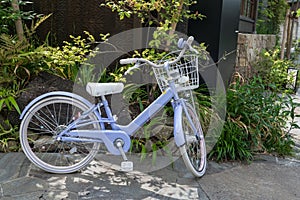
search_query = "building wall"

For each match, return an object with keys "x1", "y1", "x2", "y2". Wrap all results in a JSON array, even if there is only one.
[{"x1": 235, "y1": 33, "x2": 276, "y2": 78}]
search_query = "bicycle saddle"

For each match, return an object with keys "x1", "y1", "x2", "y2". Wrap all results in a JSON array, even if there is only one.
[{"x1": 86, "y1": 82, "x2": 124, "y2": 96}]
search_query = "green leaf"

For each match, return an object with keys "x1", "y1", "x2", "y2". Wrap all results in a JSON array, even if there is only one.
[
  {"x1": 7, "y1": 96, "x2": 20, "y2": 114},
  {"x1": 124, "y1": 11, "x2": 131, "y2": 18},
  {"x1": 0, "y1": 99, "x2": 5, "y2": 111},
  {"x1": 4, "y1": 99, "x2": 11, "y2": 110},
  {"x1": 152, "y1": 144, "x2": 157, "y2": 165},
  {"x1": 140, "y1": 145, "x2": 147, "y2": 161}
]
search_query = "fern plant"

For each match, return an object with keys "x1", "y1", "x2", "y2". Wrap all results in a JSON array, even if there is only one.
[
  {"x1": 0, "y1": 120, "x2": 19, "y2": 152},
  {"x1": 0, "y1": 34, "x2": 30, "y2": 76},
  {"x1": 0, "y1": 87, "x2": 21, "y2": 114}
]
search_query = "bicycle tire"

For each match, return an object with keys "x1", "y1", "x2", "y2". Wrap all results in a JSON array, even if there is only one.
[
  {"x1": 179, "y1": 102, "x2": 207, "y2": 177},
  {"x1": 20, "y1": 95, "x2": 100, "y2": 173}
]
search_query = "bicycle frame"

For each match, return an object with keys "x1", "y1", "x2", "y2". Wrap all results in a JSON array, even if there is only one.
[
  {"x1": 18, "y1": 36, "x2": 207, "y2": 176},
  {"x1": 53, "y1": 83, "x2": 198, "y2": 156}
]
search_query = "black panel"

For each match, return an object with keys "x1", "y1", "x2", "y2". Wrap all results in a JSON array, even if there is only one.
[
  {"x1": 218, "y1": 0, "x2": 241, "y2": 85},
  {"x1": 188, "y1": 1, "x2": 223, "y2": 62},
  {"x1": 188, "y1": 0, "x2": 241, "y2": 85}
]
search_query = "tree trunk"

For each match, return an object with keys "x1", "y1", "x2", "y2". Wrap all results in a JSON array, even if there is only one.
[
  {"x1": 169, "y1": 0, "x2": 184, "y2": 36},
  {"x1": 166, "y1": 0, "x2": 185, "y2": 48},
  {"x1": 11, "y1": 0, "x2": 24, "y2": 41},
  {"x1": 281, "y1": 9, "x2": 290, "y2": 59},
  {"x1": 286, "y1": 11, "x2": 292, "y2": 59},
  {"x1": 288, "y1": 16, "x2": 295, "y2": 59}
]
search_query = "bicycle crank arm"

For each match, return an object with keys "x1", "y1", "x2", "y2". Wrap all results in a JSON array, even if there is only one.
[{"x1": 59, "y1": 130, "x2": 131, "y2": 155}]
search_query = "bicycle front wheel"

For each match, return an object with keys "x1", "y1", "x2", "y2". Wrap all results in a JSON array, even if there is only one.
[
  {"x1": 20, "y1": 95, "x2": 100, "y2": 173},
  {"x1": 179, "y1": 102, "x2": 206, "y2": 177}
]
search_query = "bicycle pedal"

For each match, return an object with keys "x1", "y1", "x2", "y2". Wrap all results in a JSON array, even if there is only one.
[{"x1": 121, "y1": 161, "x2": 133, "y2": 172}]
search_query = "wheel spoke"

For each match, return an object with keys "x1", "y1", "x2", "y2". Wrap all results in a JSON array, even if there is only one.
[
  {"x1": 20, "y1": 96, "x2": 101, "y2": 173},
  {"x1": 45, "y1": 105, "x2": 60, "y2": 127},
  {"x1": 27, "y1": 127, "x2": 54, "y2": 135},
  {"x1": 32, "y1": 112, "x2": 56, "y2": 133}
]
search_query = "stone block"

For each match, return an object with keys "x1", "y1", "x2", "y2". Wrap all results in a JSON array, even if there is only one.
[
  {"x1": 237, "y1": 34, "x2": 247, "y2": 44},
  {"x1": 239, "y1": 58, "x2": 247, "y2": 67},
  {"x1": 235, "y1": 34, "x2": 276, "y2": 73}
]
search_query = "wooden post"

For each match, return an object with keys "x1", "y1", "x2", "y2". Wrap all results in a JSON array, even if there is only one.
[{"x1": 11, "y1": 0, "x2": 24, "y2": 41}]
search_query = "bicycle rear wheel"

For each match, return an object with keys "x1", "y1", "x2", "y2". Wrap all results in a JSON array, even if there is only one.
[
  {"x1": 179, "y1": 102, "x2": 206, "y2": 177},
  {"x1": 20, "y1": 95, "x2": 100, "y2": 173}
]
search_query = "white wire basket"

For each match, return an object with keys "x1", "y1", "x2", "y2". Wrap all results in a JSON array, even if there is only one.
[{"x1": 153, "y1": 53, "x2": 199, "y2": 92}]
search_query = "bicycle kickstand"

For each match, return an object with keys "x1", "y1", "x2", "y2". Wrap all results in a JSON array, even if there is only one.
[{"x1": 115, "y1": 139, "x2": 133, "y2": 172}]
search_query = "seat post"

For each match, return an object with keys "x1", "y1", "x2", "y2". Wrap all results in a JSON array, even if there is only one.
[
  {"x1": 101, "y1": 95, "x2": 107, "y2": 102},
  {"x1": 101, "y1": 95, "x2": 114, "y2": 120}
]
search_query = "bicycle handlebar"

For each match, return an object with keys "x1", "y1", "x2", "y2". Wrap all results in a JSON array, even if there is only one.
[
  {"x1": 120, "y1": 36, "x2": 198, "y2": 75},
  {"x1": 119, "y1": 58, "x2": 139, "y2": 65}
]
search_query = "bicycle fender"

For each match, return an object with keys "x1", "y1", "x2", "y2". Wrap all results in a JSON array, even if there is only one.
[
  {"x1": 174, "y1": 103, "x2": 185, "y2": 147},
  {"x1": 20, "y1": 91, "x2": 93, "y2": 119}
]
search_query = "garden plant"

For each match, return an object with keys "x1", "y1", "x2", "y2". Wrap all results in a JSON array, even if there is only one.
[{"x1": 0, "y1": 1, "x2": 298, "y2": 166}]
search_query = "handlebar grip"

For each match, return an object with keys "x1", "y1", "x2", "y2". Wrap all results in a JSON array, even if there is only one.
[
  {"x1": 177, "y1": 38, "x2": 185, "y2": 49},
  {"x1": 177, "y1": 36, "x2": 194, "y2": 49},
  {"x1": 186, "y1": 36, "x2": 194, "y2": 46},
  {"x1": 120, "y1": 58, "x2": 138, "y2": 64}
]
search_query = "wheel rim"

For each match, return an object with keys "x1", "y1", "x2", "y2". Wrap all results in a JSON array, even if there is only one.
[
  {"x1": 182, "y1": 105, "x2": 206, "y2": 174},
  {"x1": 183, "y1": 131, "x2": 206, "y2": 172},
  {"x1": 20, "y1": 97, "x2": 100, "y2": 172}
]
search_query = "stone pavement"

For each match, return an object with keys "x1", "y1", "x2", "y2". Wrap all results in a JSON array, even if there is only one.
[
  {"x1": 1, "y1": 93, "x2": 300, "y2": 199},
  {"x1": 0, "y1": 152, "x2": 299, "y2": 200}
]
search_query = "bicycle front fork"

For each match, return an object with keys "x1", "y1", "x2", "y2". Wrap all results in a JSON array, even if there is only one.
[{"x1": 173, "y1": 99, "x2": 199, "y2": 146}]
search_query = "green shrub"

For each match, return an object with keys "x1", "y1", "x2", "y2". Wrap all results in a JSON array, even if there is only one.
[
  {"x1": 0, "y1": 86, "x2": 21, "y2": 114},
  {"x1": 0, "y1": 0, "x2": 41, "y2": 35},
  {"x1": 40, "y1": 31, "x2": 96, "y2": 81},
  {"x1": 0, "y1": 120, "x2": 19, "y2": 152},
  {"x1": 253, "y1": 49, "x2": 295, "y2": 92},
  {"x1": 256, "y1": 0, "x2": 288, "y2": 34},
  {"x1": 209, "y1": 76, "x2": 297, "y2": 161},
  {"x1": 0, "y1": 84, "x2": 22, "y2": 152},
  {"x1": 0, "y1": 31, "x2": 96, "y2": 86},
  {"x1": 0, "y1": 14, "x2": 51, "y2": 85},
  {"x1": 0, "y1": 21, "x2": 97, "y2": 153}
]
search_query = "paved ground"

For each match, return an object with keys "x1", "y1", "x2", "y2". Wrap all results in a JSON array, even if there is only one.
[
  {"x1": 0, "y1": 152, "x2": 299, "y2": 200},
  {"x1": 289, "y1": 93, "x2": 300, "y2": 160},
  {"x1": 1, "y1": 94, "x2": 300, "y2": 199}
]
